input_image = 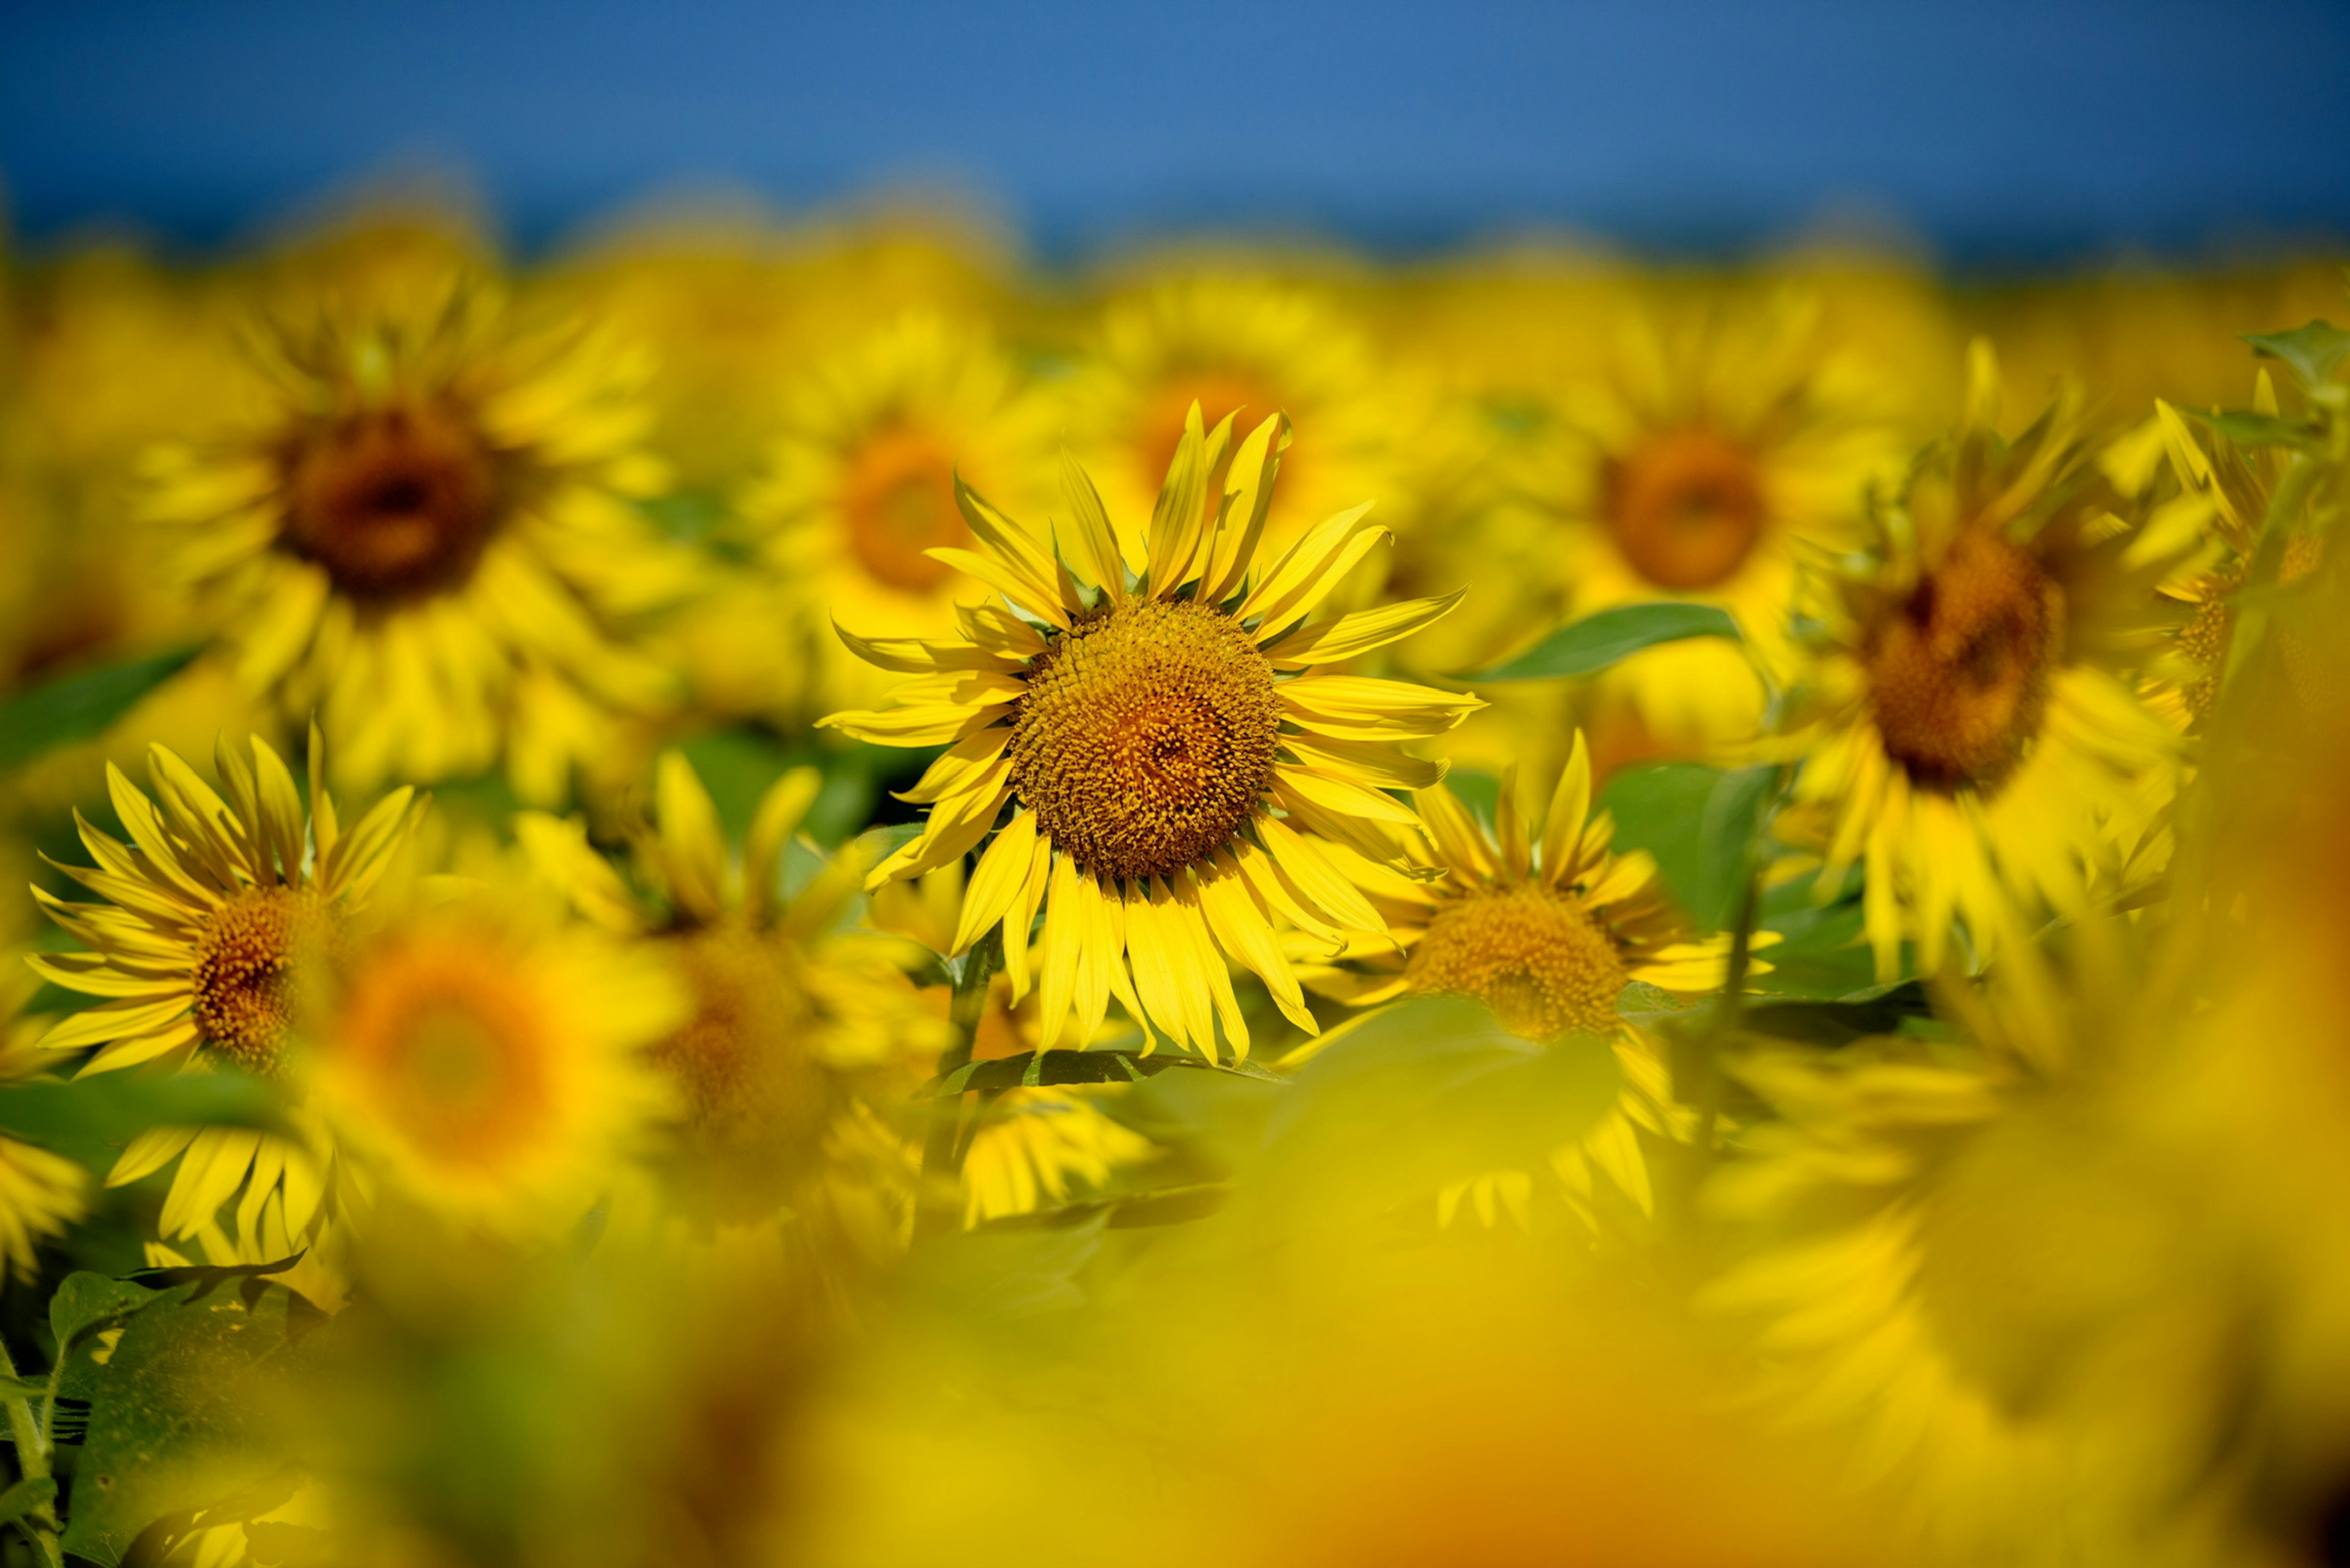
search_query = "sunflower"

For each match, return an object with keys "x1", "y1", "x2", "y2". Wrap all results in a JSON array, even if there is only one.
[
  {"x1": 1056, "y1": 275, "x2": 1416, "y2": 570},
  {"x1": 821, "y1": 409, "x2": 1477, "y2": 1059},
  {"x1": 518, "y1": 752, "x2": 947, "y2": 1220},
  {"x1": 297, "y1": 878, "x2": 687, "y2": 1236},
  {"x1": 1783, "y1": 344, "x2": 2196, "y2": 979},
  {"x1": 28, "y1": 730, "x2": 413, "y2": 1266},
  {"x1": 140, "y1": 275, "x2": 696, "y2": 804},
  {"x1": 1290, "y1": 734, "x2": 1743, "y2": 1228},
  {"x1": 0, "y1": 962, "x2": 89, "y2": 1282},
  {"x1": 1701, "y1": 930, "x2": 2250, "y2": 1563},
  {"x1": 1510, "y1": 289, "x2": 1909, "y2": 751},
  {"x1": 739, "y1": 313, "x2": 1054, "y2": 712}
]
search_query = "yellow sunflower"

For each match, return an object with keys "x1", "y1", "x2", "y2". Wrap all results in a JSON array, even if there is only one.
[
  {"x1": 140, "y1": 274, "x2": 696, "y2": 803},
  {"x1": 739, "y1": 312, "x2": 1054, "y2": 712},
  {"x1": 297, "y1": 878, "x2": 687, "y2": 1236},
  {"x1": 1703, "y1": 928, "x2": 2250, "y2": 1564},
  {"x1": 28, "y1": 730, "x2": 413, "y2": 1271},
  {"x1": 1512, "y1": 289, "x2": 1909, "y2": 750},
  {"x1": 517, "y1": 752, "x2": 947, "y2": 1220},
  {"x1": 1056, "y1": 275, "x2": 1416, "y2": 570},
  {"x1": 1783, "y1": 343, "x2": 2198, "y2": 979},
  {"x1": 821, "y1": 409, "x2": 1477, "y2": 1059},
  {"x1": 0, "y1": 962, "x2": 90, "y2": 1282},
  {"x1": 1291, "y1": 734, "x2": 1744, "y2": 1229}
]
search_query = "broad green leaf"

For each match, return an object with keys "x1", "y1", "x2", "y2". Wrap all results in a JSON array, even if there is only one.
[
  {"x1": 60, "y1": 1282, "x2": 321, "y2": 1567},
  {"x1": 2244, "y1": 321, "x2": 2350, "y2": 392},
  {"x1": 0, "y1": 1476, "x2": 56, "y2": 1529},
  {"x1": 2199, "y1": 409, "x2": 2322, "y2": 449},
  {"x1": 911, "y1": 1214, "x2": 1110, "y2": 1320},
  {"x1": 932, "y1": 1047, "x2": 1283, "y2": 1100},
  {"x1": 969, "y1": 1182, "x2": 1231, "y2": 1232},
  {"x1": 636, "y1": 488, "x2": 731, "y2": 545},
  {"x1": 0, "y1": 1072, "x2": 285, "y2": 1151},
  {"x1": 1461, "y1": 602, "x2": 1740, "y2": 683},
  {"x1": 0, "y1": 647, "x2": 200, "y2": 771},
  {"x1": 1600, "y1": 762, "x2": 1775, "y2": 930},
  {"x1": 1741, "y1": 982, "x2": 1933, "y2": 1046}
]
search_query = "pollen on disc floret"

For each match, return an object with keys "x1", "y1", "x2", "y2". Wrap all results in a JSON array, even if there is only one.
[
  {"x1": 191, "y1": 886, "x2": 334, "y2": 1075},
  {"x1": 1404, "y1": 884, "x2": 1630, "y2": 1042},
  {"x1": 1007, "y1": 597, "x2": 1283, "y2": 884}
]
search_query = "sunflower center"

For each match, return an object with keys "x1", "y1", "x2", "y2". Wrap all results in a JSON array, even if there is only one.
[
  {"x1": 1405, "y1": 886, "x2": 1628, "y2": 1041},
  {"x1": 839, "y1": 425, "x2": 966, "y2": 594},
  {"x1": 338, "y1": 942, "x2": 550, "y2": 1173},
  {"x1": 1863, "y1": 528, "x2": 2065, "y2": 793},
  {"x1": 657, "y1": 926, "x2": 826, "y2": 1155},
  {"x1": 280, "y1": 398, "x2": 502, "y2": 603},
  {"x1": 1603, "y1": 427, "x2": 1766, "y2": 591},
  {"x1": 1008, "y1": 598, "x2": 1281, "y2": 883},
  {"x1": 192, "y1": 887, "x2": 332, "y2": 1074}
]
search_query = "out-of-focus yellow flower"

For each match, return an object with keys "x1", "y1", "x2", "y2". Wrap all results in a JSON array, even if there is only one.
[
  {"x1": 1058, "y1": 275, "x2": 1420, "y2": 569},
  {"x1": 297, "y1": 878, "x2": 686, "y2": 1237},
  {"x1": 739, "y1": 312, "x2": 1054, "y2": 712},
  {"x1": 1294, "y1": 734, "x2": 1748, "y2": 1229},
  {"x1": 824, "y1": 410, "x2": 1475, "y2": 1058},
  {"x1": 141, "y1": 274, "x2": 696, "y2": 803},
  {"x1": 0, "y1": 963, "x2": 88, "y2": 1283},
  {"x1": 1782, "y1": 344, "x2": 2199, "y2": 977}
]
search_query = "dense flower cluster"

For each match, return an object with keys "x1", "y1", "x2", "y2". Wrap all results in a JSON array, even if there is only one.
[{"x1": 0, "y1": 204, "x2": 2346, "y2": 1566}]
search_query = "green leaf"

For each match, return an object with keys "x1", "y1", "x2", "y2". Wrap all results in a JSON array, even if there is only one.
[
  {"x1": 0, "y1": 1476, "x2": 56, "y2": 1529},
  {"x1": 931, "y1": 1047, "x2": 1283, "y2": 1100},
  {"x1": 1461, "y1": 602, "x2": 1740, "y2": 683},
  {"x1": 0, "y1": 1072, "x2": 286, "y2": 1151},
  {"x1": 2244, "y1": 321, "x2": 2350, "y2": 392},
  {"x1": 1741, "y1": 982, "x2": 1934, "y2": 1047},
  {"x1": 1598, "y1": 762, "x2": 1775, "y2": 930},
  {"x1": 0, "y1": 647, "x2": 200, "y2": 771},
  {"x1": 2199, "y1": 409, "x2": 2322, "y2": 449},
  {"x1": 60, "y1": 1282, "x2": 322, "y2": 1567}
]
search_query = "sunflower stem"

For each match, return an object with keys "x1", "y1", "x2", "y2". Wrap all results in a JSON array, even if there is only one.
[
  {"x1": 917, "y1": 927, "x2": 1002, "y2": 1234},
  {"x1": 0, "y1": 1334, "x2": 62, "y2": 1566}
]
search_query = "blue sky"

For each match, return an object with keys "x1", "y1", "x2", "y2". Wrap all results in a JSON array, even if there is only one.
[{"x1": 3, "y1": 0, "x2": 2346, "y2": 262}]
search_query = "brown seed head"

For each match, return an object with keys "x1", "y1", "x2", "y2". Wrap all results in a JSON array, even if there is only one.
[
  {"x1": 280, "y1": 398, "x2": 503, "y2": 603},
  {"x1": 1405, "y1": 884, "x2": 1628, "y2": 1041},
  {"x1": 1602, "y1": 427, "x2": 1767, "y2": 591}
]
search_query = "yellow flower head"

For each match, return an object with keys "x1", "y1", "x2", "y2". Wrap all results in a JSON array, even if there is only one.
[
  {"x1": 298, "y1": 881, "x2": 687, "y2": 1236},
  {"x1": 1057, "y1": 275, "x2": 1416, "y2": 567},
  {"x1": 822, "y1": 408, "x2": 1479, "y2": 1060},
  {"x1": 739, "y1": 313, "x2": 1054, "y2": 709},
  {"x1": 141, "y1": 274, "x2": 695, "y2": 802},
  {"x1": 519, "y1": 753, "x2": 947, "y2": 1215},
  {"x1": 1786, "y1": 343, "x2": 2198, "y2": 977},
  {"x1": 0, "y1": 963, "x2": 89, "y2": 1283}
]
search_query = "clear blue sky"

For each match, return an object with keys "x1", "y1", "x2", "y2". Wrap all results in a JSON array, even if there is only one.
[{"x1": 3, "y1": 0, "x2": 2346, "y2": 263}]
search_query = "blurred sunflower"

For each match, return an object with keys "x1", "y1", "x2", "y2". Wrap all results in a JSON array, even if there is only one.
[
  {"x1": 0, "y1": 963, "x2": 90, "y2": 1282},
  {"x1": 739, "y1": 313, "x2": 1054, "y2": 711},
  {"x1": 823, "y1": 410, "x2": 1476, "y2": 1058},
  {"x1": 517, "y1": 753, "x2": 946, "y2": 1222},
  {"x1": 1292, "y1": 734, "x2": 1745, "y2": 1228},
  {"x1": 141, "y1": 275, "x2": 695, "y2": 803},
  {"x1": 29, "y1": 730, "x2": 412, "y2": 1270},
  {"x1": 299, "y1": 879, "x2": 686, "y2": 1236},
  {"x1": 1058, "y1": 276, "x2": 1416, "y2": 568},
  {"x1": 1513, "y1": 291, "x2": 1909, "y2": 752},
  {"x1": 1783, "y1": 344, "x2": 2196, "y2": 978}
]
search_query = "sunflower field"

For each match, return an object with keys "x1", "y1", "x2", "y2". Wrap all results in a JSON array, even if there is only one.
[{"x1": 0, "y1": 208, "x2": 2347, "y2": 1567}]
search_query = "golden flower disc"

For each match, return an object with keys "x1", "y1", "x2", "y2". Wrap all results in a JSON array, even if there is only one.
[
  {"x1": 279, "y1": 398, "x2": 504, "y2": 603},
  {"x1": 838, "y1": 425, "x2": 966, "y2": 594},
  {"x1": 1009, "y1": 598, "x2": 1281, "y2": 883},
  {"x1": 1863, "y1": 528, "x2": 2064, "y2": 793},
  {"x1": 1405, "y1": 885, "x2": 1628, "y2": 1041},
  {"x1": 192, "y1": 886, "x2": 332, "y2": 1074},
  {"x1": 657, "y1": 925, "x2": 827, "y2": 1155},
  {"x1": 337, "y1": 940, "x2": 551, "y2": 1173},
  {"x1": 1602, "y1": 426, "x2": 1766, "y2": 591}
]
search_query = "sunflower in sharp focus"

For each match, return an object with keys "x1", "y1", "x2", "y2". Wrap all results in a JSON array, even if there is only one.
[
  {"x1": 298, "y1": 878, "x2": 687, "y2": 1236},
  {"x1": 1516, "y1": 291, "x2": 1909, "y2": 749},
  {"x1": 141, "y1": 275, "x2": 696, "y2": 804},
  {"x1": 1784, "y1": 343, "x2": 2197, "y2": 979},
  {"x1": 1058, "y1": 276, "x2": 1417, "y2": 570},
  {"x1": 740, "y1": 313, "x2": 1054, "y2": 712},
  {"x1": 1292, "y1": 733, "x2": 1746, "y2": 1229},
  {"x1": 519, "y1": 753, "x2": 947, "y2": 1222},
  {"x1": 28, "y1": 730, "x2": 413, "y2": 1269},
  {"x1": 823, "y1": 409, "x2": 1477, "y2": 1059}
]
